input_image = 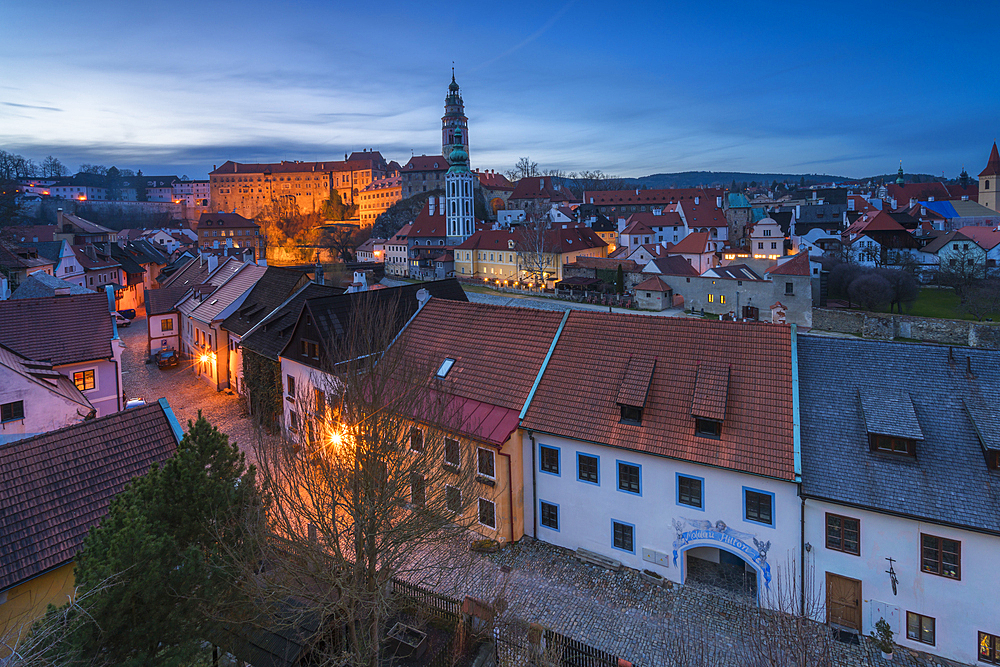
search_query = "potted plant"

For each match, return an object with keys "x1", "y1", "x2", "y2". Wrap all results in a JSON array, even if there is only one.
[{"x1": 870, "y1": 617, "x2": 894, "y2": 660}]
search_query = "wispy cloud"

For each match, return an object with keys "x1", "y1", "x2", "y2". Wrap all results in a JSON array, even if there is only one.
[{"x1": 3, "y1": 102, "x2": 62, "y2": 112}]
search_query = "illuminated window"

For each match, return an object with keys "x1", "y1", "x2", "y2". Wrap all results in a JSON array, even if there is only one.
[
  {"x1": 720, "y1": 295, "x2": 726, "y2": 304},
  {"x1": 708, "y1": 294, "x2": 714, "y2": 303},
  {"x1": 981, "y1": 632, "x2": 1000, "y2": 664},
  {"x1": 906, "y1": 612, "x2": 935, "y2": 646},
  {"x1": 921, "y1": 534, "x2": 960, "y2": 579},
  {"x1": 73, "y1": 369, "x2": 95, "y2": 391}
]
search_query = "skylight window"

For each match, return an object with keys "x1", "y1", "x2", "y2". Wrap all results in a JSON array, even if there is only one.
[{"x1": 436, "y1": 358, "x2": 456, "y2": 378}]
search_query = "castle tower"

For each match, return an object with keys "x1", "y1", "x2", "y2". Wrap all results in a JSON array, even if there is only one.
[
  {"x1": 445, "y1": 127, "x2": 475, "y2": 245},
  {"x1": 442, "y1": 70, "x2": 469, "y2": 166},
  {"x1": 979, "y1": 142, "x2": 999, "y2": 212},
  {"x1": 896, "y1": 162, "x2": 905, "y2": 186}
]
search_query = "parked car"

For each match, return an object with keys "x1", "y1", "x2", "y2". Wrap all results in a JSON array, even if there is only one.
[
  {"x1": 117, "y1": 309, "x2": 137, "y2": 320},
  {"x1": 115, "y1": 313, "x2": 131, "y2": 328},
  {"x1": 155, "y1": 348, "x2": 178, "y2": 368},
  {"x1": 124, "y1": 398, "x2": 147, "y2": 409}
]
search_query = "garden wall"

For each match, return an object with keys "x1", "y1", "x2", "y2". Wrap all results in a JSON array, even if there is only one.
[{"x1": 812, "y1": 308, "x2": 1000, "y2": 349}]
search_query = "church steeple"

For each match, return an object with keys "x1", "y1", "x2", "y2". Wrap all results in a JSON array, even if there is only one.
[
  {"x1": 896, "y1": 161, "x2": 905, "y2": 186},
  {"x1": 442, "y1": 69, "x2": 469, "y2": 166}
]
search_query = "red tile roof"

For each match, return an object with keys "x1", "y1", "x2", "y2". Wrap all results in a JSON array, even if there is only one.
[
  {"x1": 475, "y1": 171, "x2": 515, "y2": 191},
  {"x1": 625, "y1": 210, "x2": 684, "y2": 227},
  {"x1": 211, "y1": 158, "x2": 380, "y2": 175},
  {"x1": 521, "y1": 314, "x2": 795, "y2": 480},
  {"x1": 886, "y1": 182, "x2": 951, "y2": 205},
  {"x1": 407, "y1": 199, "x2": 446, "y2": 237},
  {"x1": 0, "y1": 293, "x2": 115, "y2": 366},
  {"x1": 980, "y1": 142, "x2": 1000, "y2": 177},
  {"x1": 633, "y1": 276, "x2": 673, "y2": 292},
  {"x1": 197, "y1": 212, "x2": 259, "y2": 230},
  {"x1": 566, "y1": 256, "x2": 642, "y2": 272},
  {"x1": 843, "y1": 210, "x2": 906, "y2": 237},
  {"x1": 509, "y1": 177, "x2": 573, "y2": 202},
  {"x1": 766, "y1": 252, "x2": 810, "y2": 276},
  {"x1": 0, "y1": 402, "x2": 179, "y2": 591},
  {"x1": 403, "y1": 155, "x2": 448, "y2": 172},
  {"x1": 667, "y1": 231, "x2": 711, "y2": 255},
  {"x1": 394, "y1": 300, "x2": 565, "y2": 436},
  {"x1": 957, "y1": 225, "x2": 1000, "y2": 251},
  {"x1": 616, "y1": 356, "x2": 656, "y2": 408},
  {"x1": 691, "y1": 363, "x2": 730, "y2": 421},
  {"x1": 645, "y1": 256, "x2": 701, "y2": 277}
]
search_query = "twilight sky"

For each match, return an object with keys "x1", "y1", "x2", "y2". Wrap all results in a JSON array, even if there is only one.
[{"x1": 1, "y1": 0, "x2": 997, "y2": 180}]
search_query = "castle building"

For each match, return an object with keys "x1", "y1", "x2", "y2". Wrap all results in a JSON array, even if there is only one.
[
  {"x1": 209, "y1": 152, "x2": 388, "y2": 219},
  {"x1": 445, "y1": 127, "x2": 475, "y2": 245},
  {"x1": 979, "y1": 142, "x2": 999, "y2": 212},
  {"x1": 442, "y1": 71, "x2": 469, "y2": 166}
]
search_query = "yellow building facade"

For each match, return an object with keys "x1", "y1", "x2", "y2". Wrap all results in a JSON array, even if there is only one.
[
  {"x1": 358, "y1": 174, "x2": 402, "y2": 226},
  {"x1": 454, "y1": 230, "x2": 608, "y2": 285},
  {"x1": 210, "y1": 153, "x2": 388, "y2": 218},
  {"x1": 0, "y1": 564, "x2": 75, "y2": 658}
]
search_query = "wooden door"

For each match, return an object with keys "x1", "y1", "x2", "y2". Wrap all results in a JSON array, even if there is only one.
[{"x1": 826, "y1": 572, "x2": 862, "y2": 632}]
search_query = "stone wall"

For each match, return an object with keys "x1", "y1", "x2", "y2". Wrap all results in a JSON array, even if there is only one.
[{"x1": 812, "y1": 308, "x2": 1000, "y2": 349}]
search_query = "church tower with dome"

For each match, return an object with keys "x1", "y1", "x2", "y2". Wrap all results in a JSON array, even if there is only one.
[
  {"x1": 442, "y1": 70, "x2": 469, "y2": 166},
  {"x1": 445, "y1": 126, "x2": 475, "y2": 245}
]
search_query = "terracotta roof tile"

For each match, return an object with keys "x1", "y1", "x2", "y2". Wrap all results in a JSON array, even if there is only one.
[
  {"x1": 0, "y1": 403, "x2": 179, "y2": 591},
  {"x1": 691, "y1": 363, "x2": 730, "y2": 421},
  {"x1": 616, "y1": 356, "x2": 656, "y2": 408},
  {"x1": 0, "y1": 293, "x2": 114, "y2": 366},
  {"x1": 633, "y1": 276, "x2": 673, "y2": 292},
  {"x1": 522, "y1": 314, "x2": 795, "y2": 480}
]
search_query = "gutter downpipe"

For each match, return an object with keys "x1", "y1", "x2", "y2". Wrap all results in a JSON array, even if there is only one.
[
  {"x1": 790, "y1": 323, "x2": 805, "y2": 616},
  {"x1": 519, "y1": 310, "x2": 570, "y2": 541},
  {"x1": 106, "y1": 285, "x2": 123, "y2": 411}
]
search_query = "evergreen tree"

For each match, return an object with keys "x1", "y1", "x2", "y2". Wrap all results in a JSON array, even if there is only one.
[
  {"x1": 64, "y1": 415, "x2": 263, "y2": 666},
  {"x1": 616, "y1": 263, "x2": 624, "y2": 295}
]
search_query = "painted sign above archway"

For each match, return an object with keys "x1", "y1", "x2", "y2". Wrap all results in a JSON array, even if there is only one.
[{"x1": 672, "y1": 518, "x2": 772, "y2": 587}]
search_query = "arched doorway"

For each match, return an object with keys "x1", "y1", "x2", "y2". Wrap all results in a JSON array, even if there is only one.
[{"x1": 682, "y1": 544, "x2": 759, "y2": 603}]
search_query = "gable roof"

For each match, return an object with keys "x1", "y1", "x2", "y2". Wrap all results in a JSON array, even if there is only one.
[
  {"x1": 0, "y1": 402, "x2": 179, "y2": 592},
  {"x1": 521, "y1": 314, "x2": 795, "y2": 480},
  {"x1": 633, "y1": 276, "x2": 673, "y2": 292},
  {"x1": 920, "y1": 230, "x2": 973, "y2": 254},
  {"x1": 189, "y1": 263, "x2": 268, "y2": 324},
  {"x1": 403, "y1": 155, "x2": 448, "y2": 172},
  {"x1": 284, "y1": 279, "x2": 469, "y2": 368},
  {"x1": 198, "y1": 212, "x2": 259, "y2": 229},
  {"x1": 240, "y1": 283, "x2": 343, "y2": 361},
  {"x1": 392, "y1": 299, "x2": 565, "y2": 445},
  {"x1": 798, "y1": 336, "x2": 1000, "y2": 534},
  {"x1": 0, "y1": 293, "x2": 114, "y2": 365},
  {"x1": 10, "y1": 272, "x2": 93, "y2": 299},
  {"x1": 475, "y1": 171, "x2": 514, "y2": 190},
  {"x1": 668, "y1": 231, "x2": 711, "y2": 255},
  {"x1": 645, "y1": 256, "x2": 700, "y2": 277},
  {"x1": 222, "y1": 267, "x2": 310, "y2": 337},
  {"x1": 956, "y1": 225, "x2": 1000, "y2": 251},
  {"x1": 0, "y1": 342, "x2": 91, "y2": 412},
  {"x1": 766, "y1": 252, "x2": 810, "y2": 276},
  {"x1": 408, "y1": 200, "x2": 446, "y2": 237},
  {"x1": 509, "y1": 177, "x2": 573, "y2": 202}
]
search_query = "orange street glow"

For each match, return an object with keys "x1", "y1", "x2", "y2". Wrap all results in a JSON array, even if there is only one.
[{"x1": 199, "y1": 354, "x2": 210, "y2": 363}]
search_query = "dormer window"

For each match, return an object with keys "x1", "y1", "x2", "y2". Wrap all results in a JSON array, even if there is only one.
[
  {"x1": 616, "y1": 356, "x2": 655, "y2": 426},
  {"x1": 695, "y1": 418, "x2": 722, "y2": 438},
  {"x1": 860, "y1": 390, "x2": 923, "y2": 458},
  {"x1": 691, "y1": 363, "x2": 729, "y2": 439}
]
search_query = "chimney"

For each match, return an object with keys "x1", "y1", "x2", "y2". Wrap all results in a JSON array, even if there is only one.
[
  {"x1": 234, "y1": 164, "x2": 238, "y2": 173},
  {"x1": 848, "y1": 198, "x2": 855, "y2": 211},
  {"x1": 0, "y1": 275, "x2": 8, "y2": 300},
  {"x1": 909, "y1": 198, "x2": 917, "y2": 208},
  {"x1": 207, "y1": 254, "x2": 219, "y2": 273},
  {"x1": 928, "y1": 196, "x2": 935, "y2": 202},
  {"x1": 716, "y1": 196, "x2": 722, "y2": 208},
  {"x1": 314, "y1": 261, "x2": 324, "y2": 285},
  {"x1": 796, "y1": 204, "x2": 801, "y2": 219},
  {"x1": 416, "y1": 288, "x2": 431, "y2": 308},
  {"x1": 540, "y1": 178, "x2": 545, "y2": 190},
  {"x1": 812, "y1": 190, "x2": 817, "y2": 200}
]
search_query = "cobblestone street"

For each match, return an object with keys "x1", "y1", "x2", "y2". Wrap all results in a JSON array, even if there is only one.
[{"x1": 119, "y1": 315, "x2": 259, "y2": 463}]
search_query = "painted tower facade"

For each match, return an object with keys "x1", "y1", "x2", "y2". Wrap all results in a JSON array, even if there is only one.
[
  {"x1": 446, "y1": 127, "x2": 475, "y2": 245},
  {"x1": 442, "y1": 72, "x2": 469, "y2": 166},
  {"x1": 979, "y1": 142, "x2": 999, "y2": 212}
]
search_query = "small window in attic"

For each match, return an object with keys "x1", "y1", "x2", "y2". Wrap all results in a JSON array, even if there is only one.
[
  {"x1": 860, "y1": 390, "x2": 923, "y2": 458},
  {"x1": 436, "y1": 358, "x2": 455, "y2": 378},
  {"x1": 620, "y1": 405, "x2": 642, "y2": 425},
  {"x1": 695, "y1": 418, "x2": 721, "y2": 439}
]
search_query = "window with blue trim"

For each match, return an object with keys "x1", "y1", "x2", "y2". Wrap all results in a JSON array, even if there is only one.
[
  {"x1": 617, "y1": 461, "x2": 641, "y2": 495},
  {"x1": 678, "y1": 475, "x2": 703, "y2": 508},
  {"x1": 540, "y1": 501, "x2": 559, "y2": 530},
  {"x1": 577, "y1": 453, "x2": 599, "y2": 484},
  {"x1": 612, "y1": 520, "x2": 634, "y2": 552},
  {"x1": 540, "y1": 445, "x2": 559, "y2": 475},
  {"x1": 744, "y1": 489, "x2": 773, "y2": 525}
]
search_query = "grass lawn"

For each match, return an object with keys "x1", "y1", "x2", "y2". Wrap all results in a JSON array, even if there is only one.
[{"x1": 873, "y1": 288, "x2": 1000, "y2": 322}]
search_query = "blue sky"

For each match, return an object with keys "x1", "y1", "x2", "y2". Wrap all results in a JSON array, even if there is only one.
[{"x1": 1, "y1": 0, "x2": 997, "y2": 179}]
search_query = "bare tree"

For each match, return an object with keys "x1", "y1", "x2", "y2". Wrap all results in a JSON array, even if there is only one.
[
  {"x1": 514, "y1": 202, "x2": 557, "y2": 287},
  {"x1": 40, "y1": 156, "x2": 69, "y2": 178},
  {"x1": 232, "y1": 295, "x2": 491, "y2": 667},
  {"x1": 574, "y1": 169, "x2": 626, "y2": 194},
  {"x1": 959, "y1": 279, "x2": 1000, "y2": 321},
  {"x1": 937, "y1": 245, "x2": 988, "y2": 298},
  {"x1": 876, "y1": 268, "x2": 919, "y2": 314},
  {"x1": 505, "y1": 157, "x2": 540, "y2": 182}
]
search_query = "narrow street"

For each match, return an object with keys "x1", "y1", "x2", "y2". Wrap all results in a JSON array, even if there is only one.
[{"x1": 119, "y1": 314, "x2": 259, "y2": 461}]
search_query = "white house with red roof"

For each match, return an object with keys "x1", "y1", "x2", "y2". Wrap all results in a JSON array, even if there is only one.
[
  {"x1": 957, "y1": 225, "x2": 1000, "y2": 271},
  {"x1": 385, "y1": 224, "x2": 411, "y2": 277},
  {"x1": 667, "y1": 231, "x2": 717, "y2": 273},
  {"x1": 519, "y1": 312, "x2": 802, "y2": 608}
]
